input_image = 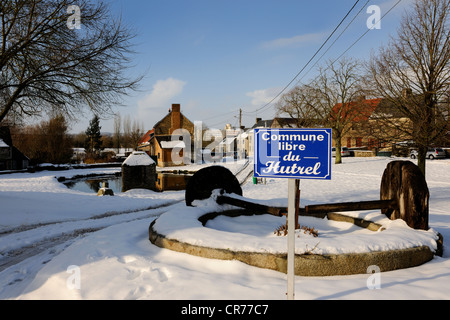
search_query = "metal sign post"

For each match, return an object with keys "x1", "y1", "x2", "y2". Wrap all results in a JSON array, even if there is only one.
[
  {"x1": 287, "y1": 179, "x2": 299, "y2": 300},
  {"x1": 254, "y1": 128, "x2": 332, "y2": 300}
]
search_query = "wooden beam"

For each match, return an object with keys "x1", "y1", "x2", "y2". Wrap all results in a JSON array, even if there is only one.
[
  {"x1": 216, "y1": 195, "x2": 287, "y2": 217},
  {"x1": 302, "y1": 200, "x2": 397, "y2": 215},
  {"x1": 217, "y1": 196, "x2": 397, "y2": 218}
]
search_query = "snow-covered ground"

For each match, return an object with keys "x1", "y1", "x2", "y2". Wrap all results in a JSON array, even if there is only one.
[{"x1": 0, "y1": 157, "x2": 449, "y2": 300}]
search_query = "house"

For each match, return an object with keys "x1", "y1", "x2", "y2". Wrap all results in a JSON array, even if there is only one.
[
  {"x1": 0, "y1": 127, "x2": 29, "y2": 171},
  {"x1": 244, "y1": 117, "x2": 306, "y2": 157},
  {"x1": 138, "y1": 104, "x2": 194, "y2": 167},
  {"x1": 334, "y1": 96, "x2": 427, "y2": 153},
  {"x1": 330, "y1": 97, "x2": 383, "y2": 150},
  {"x1": 328, "y1": 93, "x2": 449, "y2": 155},
  {"x1": 243, "y1": 93, "x2": 448, "y2": 158}
]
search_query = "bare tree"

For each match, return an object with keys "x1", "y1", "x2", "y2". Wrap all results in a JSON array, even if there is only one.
[
  {"x1": 0, "y1": 0, "x2": 142, "y2": 123},
  {"x1": 275, "y1": 85, "x2": 322, "y2": 128},
  {"x1": 366, "y1": 0, "x2": 450, "y2": 175},
  {"x1": 130, "y1": 118, "x2": 144, "y2": 150},
  {"x1": 12, "y1": 114, "x2": 73, "y2": 164},
  {"x1": 122, "y1": 114, "x2": 131, "y2": 150},
  {"x1": 309, "y1": 57, "x2": 366, "y2": 164},
  {"x1": 113, "y1": 112, "x2": 121, "y2": 153}
]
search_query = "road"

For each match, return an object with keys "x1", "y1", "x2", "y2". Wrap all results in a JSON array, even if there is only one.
[{"x1": 0, "y1": 201, "x2": 180, "y2": 273}]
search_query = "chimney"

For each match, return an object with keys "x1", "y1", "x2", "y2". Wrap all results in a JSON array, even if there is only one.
[
  {"x1": 402, "y1": 88, "x2": 412, "y2": 99},
  {"x1": 170, "y1": 104, "x2": 181, "y2": 134}
]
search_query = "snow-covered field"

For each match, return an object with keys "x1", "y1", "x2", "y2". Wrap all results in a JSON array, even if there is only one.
[{"x1": 0, "y1": 157, "x2": 449, "y2": 300}]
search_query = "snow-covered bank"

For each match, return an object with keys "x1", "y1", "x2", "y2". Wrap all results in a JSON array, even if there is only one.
[
  {"x1": 0, "y1": 158, "x2": 449, "y2": 300},
  {"x1": 152, "y1": 200, "x2": 439, "y2": 256}
]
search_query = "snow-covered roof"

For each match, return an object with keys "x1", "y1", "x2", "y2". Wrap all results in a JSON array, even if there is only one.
[
  {"x1": 0, "y1": 139, "x2": 9, "y2": 148},
  {"x1": 160, "y1": 141, "x2": 186, "y2": 149},
  {"x1": 122, "y1": 151, "x2": 155, "y2": 166}
]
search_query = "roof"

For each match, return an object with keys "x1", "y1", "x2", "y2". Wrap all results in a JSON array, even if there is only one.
[
  {"x1": 371, "y1": 98, "x2": 409, "y2": 119},
  {"x1": 154, "y1": 135, "x2": 187, "y2": 149},
  {"x1": 152, "y1": 111, "x2": 194, "y2": 134},
  {"x1": 0, "y1": 139, "x2": 9, "y2": 148},
  {"x1": 0, "y1": 127, "x2": 13, "y2": 146},
  {"x1": 160, "y1": 141, "x2": 186, "y2": 149},
  {"x1": 138, "y1": 129, "x2": 154, "y2": 146},
  {"x1": 252, "y1": 119, "x2": 273, "y2": 129},
  {"x1": 331, "y1": 98, "x2": 382, "y2": 122},
  {"x1": 272, "y1": 117, "x2": 300, "y2": 128},
  {"x1": 122, "y1": 151, "x2": 155, "y2": 167}
]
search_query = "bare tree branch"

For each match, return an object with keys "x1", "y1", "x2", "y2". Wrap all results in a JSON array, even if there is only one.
[
  {"x1": 365, "y1": 0, "x2": 450, "y2": 175},
  {"x1": 0, "y1": 0, "x2": 143, "y2": 123},
  {"x1": 309, "y1": 57, "x2": 366, "y2": 164}
]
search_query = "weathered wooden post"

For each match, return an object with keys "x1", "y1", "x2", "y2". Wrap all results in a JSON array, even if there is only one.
[{"x1": 381, "y1": 160, "x2": 429, "y2": 230}]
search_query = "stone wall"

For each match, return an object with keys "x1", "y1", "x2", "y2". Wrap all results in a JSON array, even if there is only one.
[{"x1": 353, "y1": 150, "x2": 376, "y2": 157}]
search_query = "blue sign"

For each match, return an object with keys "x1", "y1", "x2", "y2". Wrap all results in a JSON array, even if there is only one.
[{"x1": 254, "y1": 128, "x2": 332, "y2": 180}]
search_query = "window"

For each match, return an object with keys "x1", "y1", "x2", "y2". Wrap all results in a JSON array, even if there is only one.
[{"x1": 356, "y1": 138, "x2": 363, "y2": 147}]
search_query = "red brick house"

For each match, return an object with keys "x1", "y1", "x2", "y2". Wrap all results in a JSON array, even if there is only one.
[
  {"x1": 331, "y1": 97, "x2": 416, "y2": 152},
  {"x1": 138, "y1": 104, "x2": 194, "y2": 167}
]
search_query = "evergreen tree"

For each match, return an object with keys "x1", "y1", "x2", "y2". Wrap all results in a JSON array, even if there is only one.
[
  {"x1": 85, "y1": 115, "x2": 103, "y2": 155},
  {"x1": 46, "y1": 114, "x2": 73, "y2": 164}
]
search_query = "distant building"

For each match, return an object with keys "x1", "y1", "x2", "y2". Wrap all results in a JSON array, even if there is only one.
[
  {"x1": 0, "y1": 127, "x2": 29, "y2": 171},
  {"x1": 138, "y1": 104, "x2": 194, "y2": 167}
]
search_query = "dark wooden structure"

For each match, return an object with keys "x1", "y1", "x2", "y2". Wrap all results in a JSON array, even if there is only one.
[
  {"x1": 185, "y1": 166, "x2": 242, "y2": 206},
  {"x1": 381, "y1": 161, "x2": 429, "y2": 230},
  {"x1": 186, "y1": 161, "x2": 430, "y2": 231},
  {"x1": 121, "y1": 151, "x2": 157, "y2": 192}
]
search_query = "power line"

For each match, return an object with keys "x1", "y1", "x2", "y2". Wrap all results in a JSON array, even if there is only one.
[
  {"x1": 330, "y1": 0, "x2": 403, "y2": 65},
  {"x1": 293, "y1": 0, "x2": 371, "y2": 87},
  {"x1": 248, "y1": 0, "x2": 363, "y2": 115},
  {"x1": 201, "y1": 109, "x2": 239, "y2": 122},
  {"x1": 267, "y1": 0, "x2": 403, "y2": 121},
  {"x1": 203, "y1": 0, "x2": 363, "y2": 126},
  {"x1": 202, "y1": 0, "x2": 403, "y2": 128}
]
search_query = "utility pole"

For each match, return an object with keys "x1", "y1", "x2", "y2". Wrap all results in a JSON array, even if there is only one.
[{"x1": 239, "y1": 108, "x2": 242, "y2": 129}]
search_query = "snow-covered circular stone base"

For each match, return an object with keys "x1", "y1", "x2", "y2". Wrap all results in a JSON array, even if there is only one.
[{"x1": 149, "y1": 200, "x2": 442, "y2": 276}]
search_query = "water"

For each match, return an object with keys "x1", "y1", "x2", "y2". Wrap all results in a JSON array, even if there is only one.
[
  {"x1": 63, "y1": 175, "x2": 123, "y2": 194},
  {"x1": 64, "y1": 173, "x2": 191, "y2": 194}
]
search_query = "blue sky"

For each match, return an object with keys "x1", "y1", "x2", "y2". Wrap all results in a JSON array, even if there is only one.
[{"x1": 70, "y1": 0, "x2": 415, "y2": 134}]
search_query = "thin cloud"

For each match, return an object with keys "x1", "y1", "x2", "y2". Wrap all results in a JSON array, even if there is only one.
[
  {"x1": 261, "y1": 32, "x2": 327, "y2": 49},
  {"x1": 138, "y1": 78, "x2": 186, "y2": 112},
  {"x1": 246, "y1": 87, "x2": 283, "y2": 106}
]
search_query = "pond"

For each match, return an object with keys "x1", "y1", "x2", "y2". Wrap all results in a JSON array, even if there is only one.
[{"x1": 63, "y1": 173, "x2": 192, "y2": 194}]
